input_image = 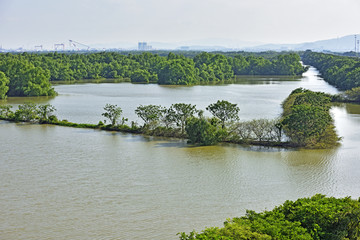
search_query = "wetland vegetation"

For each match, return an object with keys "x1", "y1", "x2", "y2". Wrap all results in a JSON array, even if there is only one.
[{"x1": 0, "y1": 52, "x2": 306, "y2": 98}]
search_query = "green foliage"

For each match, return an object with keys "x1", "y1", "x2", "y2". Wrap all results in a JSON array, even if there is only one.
[
  {"x1": 130, "y1": 69, "x2": 151, "y2": 83},
  {"x1": 0, "y1": 71, "x2": 9, "y2": 99},
  {"x1": 179, "y1": 195, "x2": 360, "y2": 240},
  {"x1": 0, "y1": 52, "x2": 306, "y2": 94},
  {"x1": 169, "y1": 103, "x2": 198, "y2": 134},
  {"x1": 0, "y1": 58, "x2": 55, "y2": 97},
  {"x1": 185, "y1": 117, "x2": 225, "y2": 145},
  {"x1": 14, "y1": 102, "x2": 38, "y2": 122},
  {"x1": 37, "y1": 104, "x2": 56, "y2": 122},
  {"x1": 281, "y1": 88, "x2": 339, "y2": 148},
  {"x1": 276, "y1": 194, "x2": 360, "y2": 240},
  {"x1": 157, "y1": 59, "x2": 198, "y2": 85},
  {"x1": 206, "y1": 100, "x2": 240, "y2": 128},
  {"x1": 0, "y1": 105, "x2": 13, "y2": 118},
  {"x1": 101, "y1": 104, "x2": 123, "y2": 126},
  {"x1": 344, "y1": 87, "x2": 360, "y2": 102},
  {"x1": 178, "y1": 223, "x2": 272, "y2": 240},
  {"x1": 135, "y1": 104, "x2": 164, "y2": 127},
  {"x1": 282, "y1": 105, "x2": 333, "y2": 147},
  {"x1": 302, "y1": 51, "x2": 360, "y2": 90}
]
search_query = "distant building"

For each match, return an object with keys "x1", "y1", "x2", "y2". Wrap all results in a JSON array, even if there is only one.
[{"x1": 138, "y1": 42, "x2": 152, "y2": 51}]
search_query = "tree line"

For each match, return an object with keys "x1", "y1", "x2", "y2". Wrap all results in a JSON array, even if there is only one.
[
  {"x1": 0, "y1": 88, "x2": 341, "y2": 148},
  {"x1": 178, "y1": 194, "x2": 360, "y2": 240},
  {"x1": 302, "y1": 50, "x2": 360, "y2": 90},
  {"x1": 0, "y1": 51, "x2": 307, "y2": 98}
]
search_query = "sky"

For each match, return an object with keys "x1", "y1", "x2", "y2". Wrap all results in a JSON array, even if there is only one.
[{"x1": 0, "y1": 0, "x2": 359, "y2": 49}]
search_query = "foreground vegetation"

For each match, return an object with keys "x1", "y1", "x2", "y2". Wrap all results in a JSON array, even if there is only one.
[
  {"x1": 178, "y1": 194, "x2": 360, "y2": 240},
  {"x1": 0, "y1": 88, "x2": 341, "y2": 149},
  {"x1": 0, "y1": 52, "x2": 307, "y2": 98}
]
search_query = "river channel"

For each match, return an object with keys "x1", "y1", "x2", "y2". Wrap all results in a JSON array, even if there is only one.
[{"x1": 1, "y1": 67, "x2": 360, "y2": 240}]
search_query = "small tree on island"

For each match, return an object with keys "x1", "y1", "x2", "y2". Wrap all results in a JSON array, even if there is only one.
[
  {"x1": 206, "y1": 100, "x2": 240, "y2": 128},
  {"x1": 169, "y1": 103, "x2": 198, "y2": 134},
  {"x1": 37, "y1": 104, "x2": 56, "y2": 122},
  {"x1": 135, "y1": 104, "x2": 164, "y2": 128},
  {"x1": 102, "y1": 104, "x2": 123, "y2": 126},
  {"x1": 14, "y1": 102, "x2": 38, "y2": 122}
]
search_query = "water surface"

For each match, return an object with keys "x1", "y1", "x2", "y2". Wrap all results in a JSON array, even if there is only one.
[{"x1": 1, "y1": 68, "x2": 360, "y2": 240}]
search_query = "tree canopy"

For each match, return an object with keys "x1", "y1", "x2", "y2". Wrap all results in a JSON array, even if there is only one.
[
  {"x1": 0, "y1": 51, "x2": 307, "y2": 98},
  {"x1": 206, "y1": 100, "x2": 240, "y2": 128},
  {"x1": 179, "y1": 194, "x2": 360, "y2": 240}
]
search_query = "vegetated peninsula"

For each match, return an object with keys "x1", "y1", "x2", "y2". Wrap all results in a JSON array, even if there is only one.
[
  {"x1": 0, "y1": 88, "x2": 342, "y2": 149},
  {"x1": 0, "y1": 51, "x2": 306, "y2": 99}
]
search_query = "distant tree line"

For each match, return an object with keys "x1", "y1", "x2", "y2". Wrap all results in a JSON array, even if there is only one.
[
  {"x1": 0, "y1": 88, "x2": 341, "y2": 148},
  {"x1": 302, "y1": 50, "x2": 360, "y2": 90},
  {"x1": 0, "y1": 51, "x2": 307, "y2": 98},
  {"x1": 178, "y1": 194, "x2": 360, "y2": 240}
]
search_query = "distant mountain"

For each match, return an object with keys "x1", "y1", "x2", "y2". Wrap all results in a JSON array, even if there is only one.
[{"x1": 245, "y1": 35, "x2": 359, "y2": 52}]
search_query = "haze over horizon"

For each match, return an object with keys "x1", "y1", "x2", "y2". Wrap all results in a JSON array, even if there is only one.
[{"x1": 0, "y1": 0, "x2": 359, "y2": 50}]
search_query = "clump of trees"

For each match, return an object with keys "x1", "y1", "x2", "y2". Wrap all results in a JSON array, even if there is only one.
[
  {"x1": 302, "y1": 51, "x2": 360, "y2": 90},
  {"x1": 179, "y1": 194, "x2": 360, "y2": 240},
  {"x1": 0, "y1": 103, "x2": 57, "y2": 123},
  {"x1": 0, "y1": 51, "x2": 307, "y2": 98},
  {"x1": 280, "y1": 88, "x2": 340, "y2": 148},
  {"x1": 0, "y1": 56, "x2": 56, "y2": 98}
]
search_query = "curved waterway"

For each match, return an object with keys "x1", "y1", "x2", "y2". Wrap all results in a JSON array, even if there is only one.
[{"x1": 1, "y1": 67, "x2": 360, "y2": 240}]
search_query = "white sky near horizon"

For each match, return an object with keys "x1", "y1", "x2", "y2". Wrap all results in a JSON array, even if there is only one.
[{"x1": 0, "y1": 0, "x2": 359, "y2": 49}]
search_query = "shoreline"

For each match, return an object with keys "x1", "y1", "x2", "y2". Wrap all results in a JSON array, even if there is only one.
[{"x1": 0, "y1": 117, "x2": 298, "y2": 149}]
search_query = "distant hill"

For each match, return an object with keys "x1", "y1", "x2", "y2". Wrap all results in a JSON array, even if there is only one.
[{"x1": 244, "y1": 35, "x2": 359, "y2": 52}]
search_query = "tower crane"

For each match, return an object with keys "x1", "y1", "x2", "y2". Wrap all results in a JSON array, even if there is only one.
[
  {"x1": 54, "y1": 43, "x2": 65, "y2": 51},
  {"x1": 35, "y1": 45, "x2": 43, "y2": 51},
  {"x1": 69, "y1": 40, "x2": 90, "y2": 51}
]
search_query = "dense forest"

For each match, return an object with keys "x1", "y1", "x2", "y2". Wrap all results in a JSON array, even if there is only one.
[
  {"x1": 0, "y1": 51, "x2": 306, "y2": 98},
  {"x1": 179, "y1": 194, "x2": 360, "y2": 240},
  {"x1": 302, "y1": 51, "x2": 360, "y2": 90}
]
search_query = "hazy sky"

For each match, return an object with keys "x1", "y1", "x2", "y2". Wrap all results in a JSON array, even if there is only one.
[{"x1": 0, "y1": 0, "x2": 359, "y2": 49}]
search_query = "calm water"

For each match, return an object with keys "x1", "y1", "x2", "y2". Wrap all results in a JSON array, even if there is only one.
[{"x1": 1, "y1": 67, "x2": 360, "y2": 240}]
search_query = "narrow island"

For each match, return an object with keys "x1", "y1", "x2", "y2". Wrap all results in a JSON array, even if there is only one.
[{"x1": 1, "y1": 87, "x2": 354, "y2": 149}]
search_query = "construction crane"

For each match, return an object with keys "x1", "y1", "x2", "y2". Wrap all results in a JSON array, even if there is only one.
[
  {"x1": 54, "y1": 43, "x2": 65, "y2": 51},
  {"x1": 69, "y1": 40, "x2": 90, "y2": 51},
  {"x1": 35, "y1": 45, "x2": 43, "y2": 51}
]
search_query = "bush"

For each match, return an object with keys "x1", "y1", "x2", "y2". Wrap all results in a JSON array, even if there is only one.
[{"x1": 185, "y1": 117, "x2": 225, "y2": 145}]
